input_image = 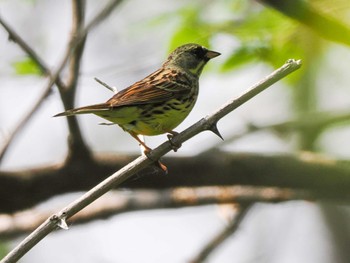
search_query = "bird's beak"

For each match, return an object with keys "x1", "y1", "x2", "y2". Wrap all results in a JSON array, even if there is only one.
[{"x1": 205, "y1": 50, "x2": 221, "y2": 59}]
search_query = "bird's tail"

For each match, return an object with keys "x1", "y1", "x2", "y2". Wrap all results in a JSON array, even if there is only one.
[{"x1": 53, "y1": 103, "x2": 109, "y2": 117}]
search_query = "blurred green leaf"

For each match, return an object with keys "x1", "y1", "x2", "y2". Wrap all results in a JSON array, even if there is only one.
[
  {"x1": 221, "y1": 41, "x2": 270, "y2": 71},
  {"x1": 261, "y1": 0, "x2": 350, "y2": 46},
  {"x1": 168, "y1": 5, "x2": 210, "y2": 51},
  {"x1": 12, "y1": 57, "x2": 42, "y2": 76},
  {"x1": 163, "y1": 0, "x2": 348, "y2": 82}
]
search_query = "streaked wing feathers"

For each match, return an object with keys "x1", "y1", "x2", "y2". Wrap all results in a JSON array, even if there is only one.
[{"x1": 107, "y1": 68, "x2": 193, "y2": 107}]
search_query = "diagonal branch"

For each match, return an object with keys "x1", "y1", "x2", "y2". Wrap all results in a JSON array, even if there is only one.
[
  {"x1": 0, "y1": 59, "x2": 302, "y2": 263},
  {"x1": 190, "y1": 203, "x2": 253, "y2": 263}
]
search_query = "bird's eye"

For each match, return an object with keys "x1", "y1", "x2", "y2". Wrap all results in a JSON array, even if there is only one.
[{"x1": 191, "y1": 47, "x2": 205, "y2": 58}]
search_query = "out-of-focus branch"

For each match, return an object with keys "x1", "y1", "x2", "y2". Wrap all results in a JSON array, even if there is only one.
[
  {"x1": 84, "y1": 0, "x2": 124, "y2": 33},
  {"x1": 69, "y1": 0, "x2": 86, "y2": 88},
  {"x1": 190, "y1": 203, "x2": 253, "y2": 263},
  {"x1": 55, "y1": 0, "x2": 125, "y2": 162},
  {"x1": 60, "y1": 0, "x2": 91, "y2": 161},
  {"x1": 0, "y1": 15, "x2": 66, "y2": 162},
  {"x1": 1, "y1": 150, "x2": 350, "y2": 214},
  {"x1": 0, "y1": 186, "x2": 310, "y2": 239},
  {"x1": 319, "y1": 204, "x2": 350, "y2": 262}
]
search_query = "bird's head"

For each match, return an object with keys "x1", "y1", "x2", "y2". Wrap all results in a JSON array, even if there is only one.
[{"x1": 163, "y1": 43, "x2": 221, "y2": 76}]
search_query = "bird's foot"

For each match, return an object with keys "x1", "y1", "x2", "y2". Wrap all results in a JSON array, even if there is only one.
[{"x1": 167, "y1": 131, "x2": 182, "y2": 152}]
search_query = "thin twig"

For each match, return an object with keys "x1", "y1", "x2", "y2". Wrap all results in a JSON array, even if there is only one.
[
  {"x1": 0, "y1": 59, "x2": 302, "y2": 263},
  {"x1": 94, "y1": 77, "x2": 118, "y2": 93},
  {"x1": 190, "y1": 203, "x2": 253, "y2": 263},
  {"x1": 84, "y1": 0, "x2": 124, "y2": 33}
]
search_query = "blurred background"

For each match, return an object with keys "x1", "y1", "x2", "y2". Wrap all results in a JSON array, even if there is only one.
[{"x1": 1, "y1": 0, "x2": 350, "y2": 262}]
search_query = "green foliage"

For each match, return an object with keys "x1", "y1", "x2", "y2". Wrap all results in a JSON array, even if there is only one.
[
  {"x1": 221, "y1": 8, "x2": 303, "y2": 71},
  {"x1": 164, "y1": 0, "x2": 350, "y2": 74},
  {"x1": 261, "y1": 0, "x2": 350, "y2": 46},
  {"x1": 12, "y1": 57, "x2": 42, "y2": 76},
  {"x1": 168, "y1": 5, "x2": 211, "y2": 51},
  {"x1": 221, "y1": 40, "x2": 270, "y2": 71}
]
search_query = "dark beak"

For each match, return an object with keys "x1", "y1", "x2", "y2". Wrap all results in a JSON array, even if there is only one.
[{"x1": 205, "y1": 50, "x2": 221, "y2": 59}]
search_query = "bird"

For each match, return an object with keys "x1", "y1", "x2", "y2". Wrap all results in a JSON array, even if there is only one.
[{"x1": 54, "y1": 43, "x2": 220, "y2": 154}]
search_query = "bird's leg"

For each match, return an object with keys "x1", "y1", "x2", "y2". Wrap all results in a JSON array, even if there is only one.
[
  {"x1": 129, "y1": 132, "x2": 152, "y2": 154},
  {"x1": 166, "y1": 130, "x2": 182, "y2": 152},
  {"x1": 128, "y1": 132, "x2": 168, "y2": 174}
]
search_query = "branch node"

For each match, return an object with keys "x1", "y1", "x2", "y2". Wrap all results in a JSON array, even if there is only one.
[
  {"x1": 49, "y1": 214, "x2": 59, "y2": 222},
  {"x1": 286, "y1": 58, "x2": 302, "y2": 65},
  {"x1": 167, "y1": 132, "x2": 182, "y2": 152},
  {"x1": 50, "y1": 212, "x2": 69, "y2": 230}
]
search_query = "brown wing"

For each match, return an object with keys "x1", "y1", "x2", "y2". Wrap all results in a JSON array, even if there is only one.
[{"x1": 106, "y1": 68, "x2": 194, "y2": 107}]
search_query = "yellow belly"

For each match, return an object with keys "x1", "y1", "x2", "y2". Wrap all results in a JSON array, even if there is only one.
[{"x1": 94, "y1": 99, "x2": 195, "y2": 136}]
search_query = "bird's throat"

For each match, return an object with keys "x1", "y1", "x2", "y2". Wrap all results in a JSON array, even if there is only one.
[{"x1": 189, "y1": 60, "x2": 206, "y2": 76}]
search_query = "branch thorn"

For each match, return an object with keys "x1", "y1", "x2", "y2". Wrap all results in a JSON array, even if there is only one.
[
  {"x1": 57, "y1": 218, "x2": 69, "y2": 230},
  {"x1": 209, "y1": 124, "x2": 224, "y2": 140},
  {"x1": 99, "y1": 122, "x2": 115, "y2": 126}
]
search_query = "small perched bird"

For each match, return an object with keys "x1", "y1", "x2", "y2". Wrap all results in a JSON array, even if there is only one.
[{"x1": 54, "y1": 43, "x2": 220, "y2": 153}]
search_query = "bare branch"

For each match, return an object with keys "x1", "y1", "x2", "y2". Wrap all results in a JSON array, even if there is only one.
[
  {"x1": 0, "y1": 186, "x2": 310, "y2": 239},
  {"x1": 0, "y1": 59, "x2": 302, "y2": 263},
  {"x1": 84, "y1": 0, "x2": 124, "y2": 33},
  {"x1": 190, "y1": 203, "x2": 253, "y2": 263}
]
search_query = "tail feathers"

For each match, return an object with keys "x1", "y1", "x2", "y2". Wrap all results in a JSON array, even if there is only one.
[{"x1": 53, "y1": 103, "x2": 109, "y2": 117}]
